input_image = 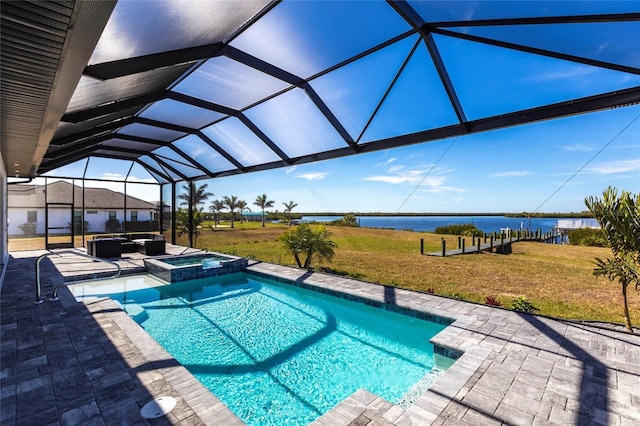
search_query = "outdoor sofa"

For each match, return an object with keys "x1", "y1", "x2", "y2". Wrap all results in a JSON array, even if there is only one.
[{"x1": 87, "y1": 233, "x2": 166, "y2": 257}]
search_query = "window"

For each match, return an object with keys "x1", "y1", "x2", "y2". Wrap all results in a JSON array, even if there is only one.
[
  {"x1": 108, "y1": 211, "x2": 116, "y2": 220},
  {"x1": 87, "y1": 210, "x2": 98, "y2": 214},
  {"x1": 27, "y1": 211, "x2": 37, "y2": 223},
  {"x1": 131, "y1": 211, "x2": 138, "y2": 222}
]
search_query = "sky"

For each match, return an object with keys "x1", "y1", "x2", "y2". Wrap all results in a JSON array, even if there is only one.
[{"x1": 38, "y1": 0, "x2": 640, "y2": 214}]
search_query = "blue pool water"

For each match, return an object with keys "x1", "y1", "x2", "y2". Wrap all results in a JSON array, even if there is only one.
[
  {"x1": 70, "y1": 273, "x2": 449, "y2": 425},
  {"x1": 159, "y1": 254, "x2": 228, "y2": 267}
]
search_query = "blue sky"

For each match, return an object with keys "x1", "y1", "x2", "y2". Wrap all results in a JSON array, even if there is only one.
[
  {"x1": 198, "y1": 105, "x2": 640, "y2": 214},
  {"x1": 43, "y1": 1, "x2": 640, "y2": 214}
]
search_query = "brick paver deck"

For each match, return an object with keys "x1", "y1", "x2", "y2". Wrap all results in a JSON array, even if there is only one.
[{"x1": 2, "y1": 248, "x2": 639, "y2": 425}]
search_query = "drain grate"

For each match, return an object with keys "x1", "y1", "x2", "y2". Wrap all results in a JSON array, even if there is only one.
[{"x1": 140, "y1": 396, "x2": 177, "y2": 419}]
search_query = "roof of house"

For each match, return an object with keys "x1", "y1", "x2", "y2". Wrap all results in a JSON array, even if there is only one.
[{"x1": 8, "y1": 181, "x2": 156, "y2": 210}]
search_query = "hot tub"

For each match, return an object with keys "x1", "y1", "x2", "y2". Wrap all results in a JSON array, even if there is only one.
[{"x1": 144, "y1": 252, "x2": 248, "y2": 282}]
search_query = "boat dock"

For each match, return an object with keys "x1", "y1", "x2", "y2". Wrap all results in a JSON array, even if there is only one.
[{"x1": 423, "y1": 229, "x2": 559, "y2": 257}]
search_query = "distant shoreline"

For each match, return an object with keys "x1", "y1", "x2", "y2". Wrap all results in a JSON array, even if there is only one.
[{"x1": 297, "y1": 212, "x2": 594, "y2": 218}]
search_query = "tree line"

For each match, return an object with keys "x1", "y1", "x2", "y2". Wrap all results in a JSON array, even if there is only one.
[{"x1": 175, "y1": 183, "x2": 300, "y2": 237}]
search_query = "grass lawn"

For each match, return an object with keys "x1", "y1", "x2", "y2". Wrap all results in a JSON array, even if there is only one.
[{"x1": 182, "y1": 221, "x2": 639, "y2": 326}]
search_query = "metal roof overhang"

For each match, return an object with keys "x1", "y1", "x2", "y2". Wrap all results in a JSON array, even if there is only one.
[
  {"x1": 0, "y1": 0, "x2": 116, "y2": 178},
  {"x1": 2, "y1": 1, "x2": 639, "y2": 184}
]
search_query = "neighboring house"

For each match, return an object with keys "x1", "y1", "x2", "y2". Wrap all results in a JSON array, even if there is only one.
[
  {"x1": 556, "y1": 218, "x2": 600, "y2": 232},
  {"x1": 8, "y1": 181, "x2": 158, "y2": 236},
  {"x1": 556, "y1": 218, "x2": 600, "y2": 244}
]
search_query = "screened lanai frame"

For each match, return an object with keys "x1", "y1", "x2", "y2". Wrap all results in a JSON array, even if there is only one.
[{"x1": 14, "y1": 0, "x2": 639, "y2": 248}]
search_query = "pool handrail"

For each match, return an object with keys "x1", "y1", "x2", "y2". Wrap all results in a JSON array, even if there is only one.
[{"x1": 35, "y1": 250, "x2": 122, "y2": 304}]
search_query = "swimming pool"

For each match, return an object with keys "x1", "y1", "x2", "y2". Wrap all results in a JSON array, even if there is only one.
[{"x1": 69, "y1": 272, "x2": 452, "y2": 425}]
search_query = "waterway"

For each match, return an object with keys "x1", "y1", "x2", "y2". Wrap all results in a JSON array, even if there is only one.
[{"x1": 300, "y1": 215, "x2": 562, "y2": 234}]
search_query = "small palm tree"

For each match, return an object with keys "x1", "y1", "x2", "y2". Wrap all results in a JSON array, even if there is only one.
[
  {"x1": 209, "y1": 199, "x2": 225, "y2": 229},
  {"x1": 223, "y1": 195, "x2": 241, "y2": 228},
  {"x1": 279, "y1": 224, "x2": 337, "y2": 269},
  {"x1": 282, "y1": 200, "x2": 298, "y2": 226},
  {"x1": 585, "y1": 187, "x2": 639, "y2": 332},
  {"x1": 176, "y1": 207, "x2": 205, "y2": 244},
  {"x1": 254, "y1": 194, "x2": 275, "y2": 227}
]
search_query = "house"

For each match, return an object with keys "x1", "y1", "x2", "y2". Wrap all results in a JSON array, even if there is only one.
[
  {"x1": 8, "y1": 181, "x2": 158, "y2": 236},
  {"x1": 556, "y1": 218, "x2": 600, "y2": 232},
  {"x1": 556, "y1": 218, "x2": 600, "y2": 244}
]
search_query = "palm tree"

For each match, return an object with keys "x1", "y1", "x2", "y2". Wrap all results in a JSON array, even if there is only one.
[
  {"x1": 585, "y1": 187, "x2": 639, "y2": 333},
  {"x1": 254, "y1": 194, "x2": 274, "y2": 227},
  {"x1": 209, "y1": 199, "x2": 225, "y2": 229},
  {"x1": 177, "y1": 182, "x2": 213, "y2": 208},
  {"x1": 237, "y1": 200, "x2": 251, "y2": 223},
  {"x1": 176, "y1": 182, "x2": 213, "y2": 245},
  {"x1": 279, "y1": 224, "x2": 337, "y2": 269},
  {"x1": 282, "y1": 200, "x2": 298, "y2": 226},
  {"x1": 222, "y1": 195, "x2": 241, "y2": 228}
]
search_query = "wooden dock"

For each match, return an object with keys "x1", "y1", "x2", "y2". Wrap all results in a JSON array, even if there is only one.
[{"x1": 423, "y1": 230, "x2": 559, "y2": 257}]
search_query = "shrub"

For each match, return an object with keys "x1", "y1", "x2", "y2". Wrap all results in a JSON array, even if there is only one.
[
  {"x1": 104, "y1": 218, "x2": 121, "y2": 233},
  {"x1": 327, "y1": 213, "x2": 360, "y2": 227},
  {"x1": 434, "y1": 223, "x2": 482, "y2": 237},
  {"x1": 69, "y1": 220, "x2": 90, "y2": 234},
  {"x1": 17, "y1": 222, "x2": 38, "y2": 235},
  {"x1": 485, "y1": 296, "x2": 502, "y2": 306},
  {"x1": 510, "y1": 296, "x2": 538, "y2": 313},
  {"x1": 126, "y1": 220, "x2": 155, "y2": 232},
  {"x1": 567, "y1": 228, "x2": 607, "y2": 247},
  {"x1": 279, "y1": 224, "x2": 337, "y2": 269}
]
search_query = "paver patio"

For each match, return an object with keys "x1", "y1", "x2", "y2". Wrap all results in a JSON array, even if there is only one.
[{"x1": 1, "y1": 248, "x2": 639, "y2": 425}]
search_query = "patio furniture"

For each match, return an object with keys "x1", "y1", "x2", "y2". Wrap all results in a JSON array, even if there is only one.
[
  {"x1": 132, "y1": 238, "x2": 166, "y2": 255},
  {"x1": 86, "y1": 238, "x2": 123, "y2": 258}
]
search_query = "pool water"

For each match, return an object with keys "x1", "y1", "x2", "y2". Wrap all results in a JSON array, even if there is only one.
[
  {"x1": 159, "y1": 254, "x2": 228, "y2": 267},
  {"x1": 70, "y1": 273, "x2": 448, "y2": 425}
]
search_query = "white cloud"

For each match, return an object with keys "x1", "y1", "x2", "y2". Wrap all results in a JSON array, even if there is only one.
[
  {"x1": 285, "y1": 166, "x2": 298, "y2": 175},
  {"x1": 102, "y1": 173, "x2": 125, "y2": 180},
  {"x1": 296, "y1": 172, "x2": 328, "y2": 181},
  {"x1": 530, "y1": 66, "x2": 597, "y2": 82},
  {"x1": 364, "y1": 169, "x2": 425, "y2": 184},
  {"x1": 489, "y1": 171, "x2": 531, "y2": 178},
  {"x1": 364, "y1": 175, "x2": 411, "y2": 184},
  {"x1": 421, "y1": 183, "x2": 466, "y2": 194},
  {"x1": 364, "y1": 168, "x2": 466, "y2": 194},
  {"x1": 125, "y1": 176, "x2": 157, "y2": 183},
  {"x1": 564, "y1": 143, "x2": 593, "y2": 152},
  {"x1": 587, "y1": 159, "x2": 640, "y2": 175},
  {"x1": 98, "y1": 173, "x2": 155, "y2": 183},
  {"x1": 381, "y1": 157, "x2": 397, "y2": 166}
]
